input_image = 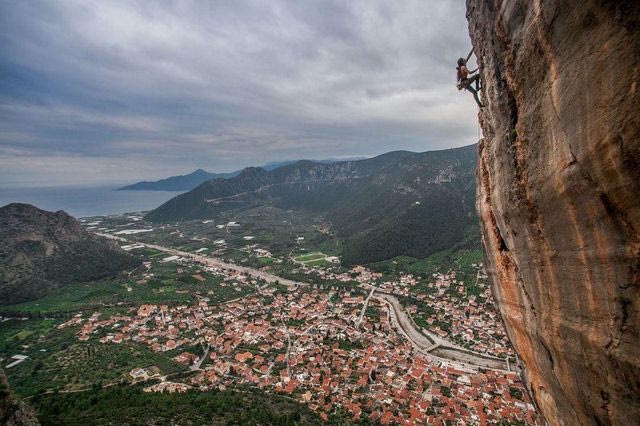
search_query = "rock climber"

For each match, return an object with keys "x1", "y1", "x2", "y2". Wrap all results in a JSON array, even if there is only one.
[{"x1": 457, "y1": 48, "x2": 483, "y2": 108}]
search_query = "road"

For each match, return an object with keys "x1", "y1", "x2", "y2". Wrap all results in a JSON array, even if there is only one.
[
  {"x1": 98, "y1": 232, "x2": 509, "y2": 371},
  {"x1": 24, "y1": 370, "x2": 200, "y2": 400},
  {"x1": 281, "y1": 317, "x2": 292, "y2": 378},
  {"x1": 191, "y1": 344, "x2": 210, "y2": 371},
  {"x1": 355, "y1": 287, "x2": 376, "y2": 329},
  {"x1": 96, "y1": 233, "x2": 309, "y2": 288},
  {"x1": 375, "y1": 294, "x2": 435, "y2": 348},
  {"x1": 376, "y1": 293, "x2": 509, "y2": 371}
]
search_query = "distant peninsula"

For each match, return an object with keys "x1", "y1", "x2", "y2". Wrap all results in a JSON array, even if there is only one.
[{"x1": 117, "y1": 169, "x2": 239, "y2": 191}]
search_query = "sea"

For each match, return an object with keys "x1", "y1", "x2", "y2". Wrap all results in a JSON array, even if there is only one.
[{"x1": 0, "y1": 185, "x2": 185, "y2": 218}]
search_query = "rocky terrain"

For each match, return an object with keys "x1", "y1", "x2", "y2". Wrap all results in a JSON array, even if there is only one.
[
  {"x1": 146, "y1": 145, "x2": 479, "y2": 265},
  {"x1": 467, "y1": 0, "x2": 639, "y2": 424},
  {"x1": 0, "y1": 369, "x2": 39, "y2": 426},
  {"x1": 0, "y1": 203, "x2": 140, "y2": 305}
]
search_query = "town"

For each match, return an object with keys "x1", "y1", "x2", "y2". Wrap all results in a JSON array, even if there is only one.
[
  {"x1": 62, "y1": 283, "x2": 537, "y2": 424},
  {"x1": 65, "y1": 212, "x2": 539, "y2": 424},
  {"x1": 1, "y1": 211, "x2": 540, "y2": 424}
]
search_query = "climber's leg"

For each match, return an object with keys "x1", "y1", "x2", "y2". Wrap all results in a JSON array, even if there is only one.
[
  {"x1": 468, "y1": 74, "x2": 481, "y2": 90},
  {"x1": 466, "y1": 85, "x2": 484, "y2": 108}
]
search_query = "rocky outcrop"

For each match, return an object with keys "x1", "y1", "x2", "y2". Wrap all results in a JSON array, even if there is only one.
[
  {"x1": 0, "y1": 203, "x2": 140, "y2": 305},
  {"x1": 0, "y1": 369, "x2": 39, "y2": 425},
  {"x1": 467, "y1": 1, "x2": 639, "y2": 424}
]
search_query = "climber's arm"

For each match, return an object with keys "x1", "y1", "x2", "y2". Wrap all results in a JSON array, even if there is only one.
[{"x1": 465, "y1": 48, "x2": 474, "y2": 63}]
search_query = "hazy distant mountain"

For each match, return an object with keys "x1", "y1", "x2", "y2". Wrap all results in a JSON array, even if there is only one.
[
  {"x1": 260, "y1": 157, "x2": 367, "y2": 171},
  {"x1": 117, "y1": 169, "x2": 240, "y2": 191},
  {"x1": 146, "y1": 145, "x2": 477, "y2": 264},
  {"x1": 118, "y1": 158, "x2": 367, "y2": 192},
  {"x1": 0, "y1": 203, "x2": 139, "y2": 305}
]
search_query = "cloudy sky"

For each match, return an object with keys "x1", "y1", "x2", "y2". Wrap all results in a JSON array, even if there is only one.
[{"x1": 0, "y1": 0, "x2": 478, "y2": 187}]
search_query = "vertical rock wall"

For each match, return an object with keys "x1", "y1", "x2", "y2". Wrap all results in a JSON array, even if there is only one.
[{"x1": 466, "y1": 1, "x2": 639, "y2": 424}]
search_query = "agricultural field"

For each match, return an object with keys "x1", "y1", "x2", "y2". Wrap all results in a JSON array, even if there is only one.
[
  {"x1": 0, "y1": 250, "x2": 255, "y2": 317},
  {"x1": 291, "y1": 251, "x2": 337, "y2": 268},
  {"x1": 123, "y1": 206, "x2": 340, "y2": 259},
  {"x1": 0, "y1": 316, "x2": 187, "y2": 397},
  {"x1": 293, "y1": 252, "x2": 327, "y2": 262},
  {"x1": 32, "y1": 384, "x2": 327, "y2": 425},
  {"x1": 305, "y1": 259, "x2": 332, "y2": 267},
  {"x1": 0, "y1": 251, "x2": 259, "y2": 402}
]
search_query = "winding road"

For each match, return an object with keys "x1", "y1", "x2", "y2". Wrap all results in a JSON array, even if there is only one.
[
  {"x1": 97, "y1": 232, "x2": 510, "y2": 371},
  {"x1": 376, "y1": 293, "x2": 509, "y2": 371}
]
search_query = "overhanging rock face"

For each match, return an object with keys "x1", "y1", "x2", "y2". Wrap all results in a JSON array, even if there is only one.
[{"x1": 466, "y1": 1, "x2": 639, "y2": 424}]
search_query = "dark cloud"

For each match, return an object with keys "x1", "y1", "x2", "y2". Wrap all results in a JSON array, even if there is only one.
[{"x1": 0, "y1": 0, "x2": 478, "y2": 186}]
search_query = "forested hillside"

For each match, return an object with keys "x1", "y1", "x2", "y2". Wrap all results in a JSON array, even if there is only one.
[{"x1": 146, "y1": 145, "x2": 477, "y2": 264}]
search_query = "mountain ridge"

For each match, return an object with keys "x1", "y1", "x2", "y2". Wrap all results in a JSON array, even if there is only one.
[
  {"x1": 118, "y1": 158, "x2": 367, "y2": 191},
  {"x1": 146, "y1": 145, "x2": 477, "y2": 264}
]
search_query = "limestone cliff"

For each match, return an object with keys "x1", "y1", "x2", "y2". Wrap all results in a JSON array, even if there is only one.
[{"x1": 466, "y1": 1, "x2": 639, "y2": 424}]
